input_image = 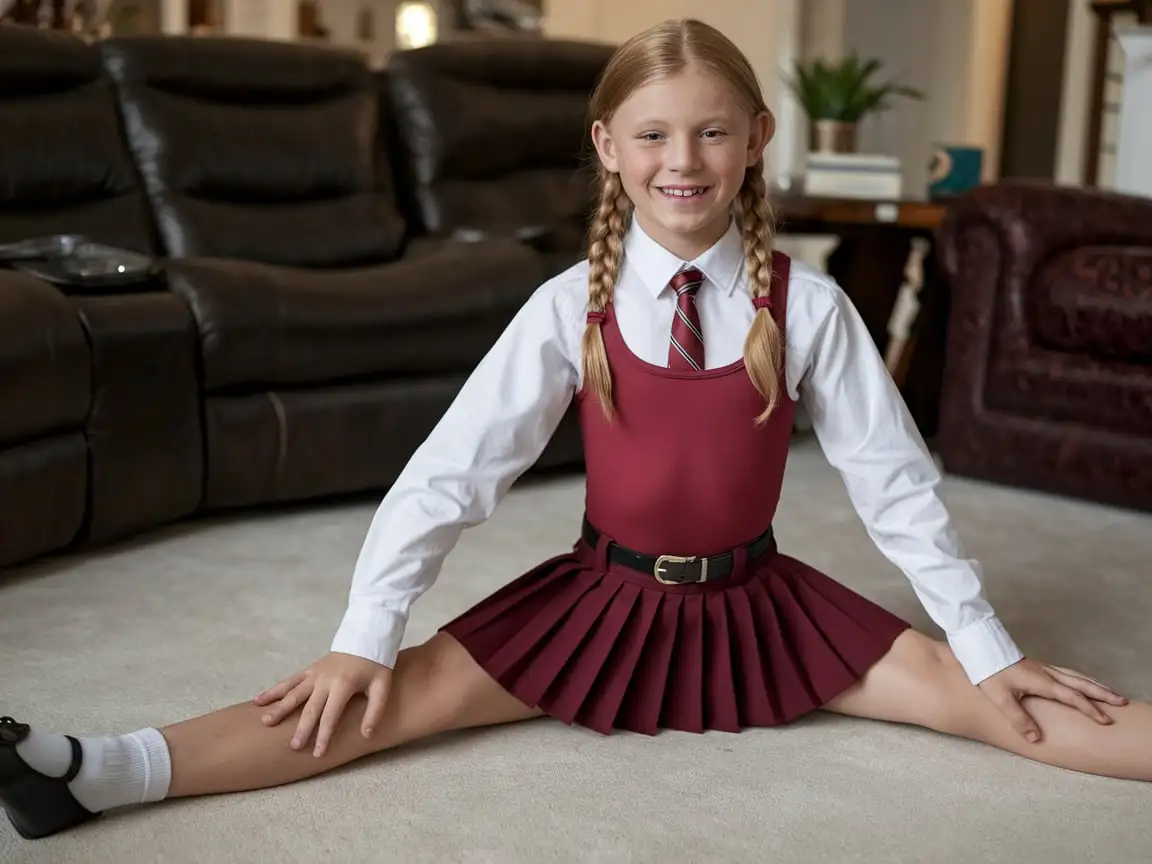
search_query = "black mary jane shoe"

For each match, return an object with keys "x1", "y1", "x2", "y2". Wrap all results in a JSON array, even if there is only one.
[{"x1": 0, "y1": 716, "x2": 100, "y2": 840}]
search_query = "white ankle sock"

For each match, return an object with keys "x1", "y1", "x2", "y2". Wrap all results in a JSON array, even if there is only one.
[{"x1": 15, "y1": 727, "x2": 172, "y2": 813}]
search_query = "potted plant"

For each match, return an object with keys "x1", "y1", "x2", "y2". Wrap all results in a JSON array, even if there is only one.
[{"x1": 785, "y1": 55, "x2": 925, "y2": 154}]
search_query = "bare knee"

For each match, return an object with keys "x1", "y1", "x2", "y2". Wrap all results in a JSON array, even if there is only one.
[
  {"x1": 902, "y1": 636, "x2": 975, "y2": 733},
  {"x1": 900, "y1": 632, "x2": 958, "y2": 680},
  {"x1": 391, "y1": 633, "x2": 489, "y2": 732},
  {"x1": 826, "y1": 630, "x2": 974, "y2": 733}
]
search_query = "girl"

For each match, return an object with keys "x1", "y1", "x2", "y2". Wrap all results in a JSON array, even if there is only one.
[{"x1": 2, "y1": 17, "x2": 1148, "y2": 842}]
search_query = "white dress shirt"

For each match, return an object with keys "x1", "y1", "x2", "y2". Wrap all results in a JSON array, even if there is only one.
[{"x1": 330, "y1": 219, "x2": 1025, "y2": 687}]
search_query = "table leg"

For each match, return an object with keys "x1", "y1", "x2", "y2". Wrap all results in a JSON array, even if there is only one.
[
  {"x1": 896, "y1": 242, "x2": 949, "y2": 440},
  {"x1": 822, "y1": 232, "x2": 948, "y2": 438}
]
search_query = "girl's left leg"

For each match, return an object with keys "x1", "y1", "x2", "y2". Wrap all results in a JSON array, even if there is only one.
[{"x1": 821, "y1": 629, "x2": 1152, "y2": 782}]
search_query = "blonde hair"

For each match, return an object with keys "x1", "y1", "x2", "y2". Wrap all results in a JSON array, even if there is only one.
[{"x1": 582, "y1": 18, "x2": 783, "y2": 425}]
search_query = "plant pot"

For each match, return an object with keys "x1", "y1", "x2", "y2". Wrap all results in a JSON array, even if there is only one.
[{"x1": 810, "y1": 120, "x2": 858, "y2": 154}]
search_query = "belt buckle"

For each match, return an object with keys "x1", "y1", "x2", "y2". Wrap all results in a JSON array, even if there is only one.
[{"x1": 654, "y1": 554, "x2": 708, "y2": 585}]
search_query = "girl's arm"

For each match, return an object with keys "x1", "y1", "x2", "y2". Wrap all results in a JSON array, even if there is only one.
[
  {"x1": 329, "y1": 276, "x2": 582, "y2": 670},
  {"x1": 795, "y1": 276, "x2": 1024, "y2": 686}
]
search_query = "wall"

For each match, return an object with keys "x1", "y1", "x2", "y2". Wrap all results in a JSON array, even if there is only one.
[
  {"x1": 226, "y1": 0, "x2": 296, "y2": 40},
  {"x1": 792, "y1": 0, "x2": 1011, "y2": 195},
  {"x1": 304, "y1": 0, "x2": 413, "y2": 67},
  {"x1": 1054, "y1": 0, "x2": 1095, "y2": 185},
  {"x1": 967, "y1": 0, "x2": 1015, "y2": 179},
  {"x1": 998, "y1": 0, "x2": 1070, "y2": 179},
  {"x1": 792, "y1": 0, "x2": 1142, "y2": 192},
  {"x1": 159, "y1": 0, "x2": 187, "y2": 32},
  {"x1": 829, "y1": 0, "x2": 1012, "y2": 196},
  {"x1": 841, "y1": 0, "x2": 942, "y2": 196}
]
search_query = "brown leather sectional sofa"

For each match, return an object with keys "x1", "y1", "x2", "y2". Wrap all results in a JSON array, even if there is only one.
[{"x1": 0, "y1": 25, "x2": 613, "y2": 569}]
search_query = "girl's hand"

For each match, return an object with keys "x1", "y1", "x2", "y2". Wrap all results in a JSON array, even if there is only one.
[
  {"x1": 978, "y1": 658, "x2": 1129, "y2": 743},
  {"x1": 253, "y1": 652, "x2": 393, "y2": 757}
]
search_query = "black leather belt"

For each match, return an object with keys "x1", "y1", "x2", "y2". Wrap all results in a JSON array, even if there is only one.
[{"x1": 581, "y1": 517, "x2": 776, "y2": 585}]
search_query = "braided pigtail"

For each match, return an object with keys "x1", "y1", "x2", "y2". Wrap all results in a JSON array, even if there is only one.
[
  {"x1": 581, "y1": 170, "x2": 629, "y2": 420},
  {"x1": 733, "y1": 163, "x2": 783, "y2": 425}
]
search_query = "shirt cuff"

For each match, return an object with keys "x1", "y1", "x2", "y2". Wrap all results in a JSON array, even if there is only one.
[
  {"x1": 329, "y1": 604, "x2": 409, "y2": 670},
  {"x1": 946, "y1": 616, "x2": 1025, "y2": 685}
]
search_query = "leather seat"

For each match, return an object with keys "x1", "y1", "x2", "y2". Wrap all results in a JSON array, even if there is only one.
[
  {"x1": 166, "y1": 236, "x2": 543, "y2": 392},
  {"x1": 99, "y1": 35, "x2": 408, "y2": 265},
  {"x1": 385, "y1": 40, "x2": 612, "y2": 268},
  {"x1": 0, "y1": 25, "x2": 157, "y2": 253}
]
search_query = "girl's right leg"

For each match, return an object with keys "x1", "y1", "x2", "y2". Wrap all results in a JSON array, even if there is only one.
[
  {"x1": 3, "y1": 632, "x2": 543, "y2": 838},
  {"x1": 164, "y1": 631, "x2": 544, "y2": 798}
]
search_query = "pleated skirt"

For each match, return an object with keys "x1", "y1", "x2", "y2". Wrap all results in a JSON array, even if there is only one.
[{"x1": 439, "y1": 538, "x2": 911, "y2": 735}]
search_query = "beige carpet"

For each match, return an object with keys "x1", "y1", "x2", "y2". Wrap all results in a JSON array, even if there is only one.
[{"x1": 2, "y1": 435, "x2": 1151, "y2": 863}]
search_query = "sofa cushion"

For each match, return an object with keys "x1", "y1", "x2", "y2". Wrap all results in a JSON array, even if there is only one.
[
  {"x1": 100, "y1": 35, "x2": 406, "y2": 266},
  {"x1": 0, "y1": 26, "x2": 157, "y2": 253},
  {"x1": 986, "y1": 349, "x2": 1152, "y2": 438},
  {"x1": 0, "y1": 271, "x2": 92, "y2": 445},
  {"x1": 165, "y1": 237, "x2": 544, "y2": 391},
  {"x1": 386, "y1": 40, "x2": 612, "y2": 241},
  {"x1": 1030, "y1": 247, "x2": 1152, "y2": 364},
  {"x1": 202, "y1": 376, "x2": 470, "y2": 508}
]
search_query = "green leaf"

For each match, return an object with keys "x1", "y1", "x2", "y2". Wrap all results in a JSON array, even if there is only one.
[
  {"x1": 859, "y1": 58, "x2": 882, "y2": 81},
  {"x1": 785, "y1": 55, "x2": 925, "y2": 122}
]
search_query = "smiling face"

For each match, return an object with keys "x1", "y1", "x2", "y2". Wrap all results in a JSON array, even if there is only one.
[{"x1": 591, "y1": 63, "x2": 773, "y2": 261}]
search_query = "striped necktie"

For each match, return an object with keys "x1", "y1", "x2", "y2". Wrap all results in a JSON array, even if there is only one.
[{"x1": 668, "y1": 267, "x2": 705, "y2": 371}]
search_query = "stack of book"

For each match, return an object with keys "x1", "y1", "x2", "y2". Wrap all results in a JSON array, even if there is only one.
[{"x1": 803, "y1": 152, "x2": 903, "y2": 200}]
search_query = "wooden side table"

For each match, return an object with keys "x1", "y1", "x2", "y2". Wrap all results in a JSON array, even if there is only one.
[{"x1": 772, "y1": 194, "x2": 950, "y2": 438}]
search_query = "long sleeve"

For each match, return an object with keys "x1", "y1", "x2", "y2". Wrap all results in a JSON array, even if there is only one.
[
  {"x1": 329, "y1": 277, "x2": 582, "y2": 669},
  {"x1": 795, "y1": 280, "x2": 1024, "y2": 685}
]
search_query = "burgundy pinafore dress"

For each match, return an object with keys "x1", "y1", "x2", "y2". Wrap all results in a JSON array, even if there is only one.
[{"x1": 440, "y1": 252, "x2": 910, "y2": 735}]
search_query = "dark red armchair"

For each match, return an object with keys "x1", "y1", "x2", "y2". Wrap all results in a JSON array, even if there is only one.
[{"x1": 935, "y1": 182, "x2": 1152, "y2": 513}]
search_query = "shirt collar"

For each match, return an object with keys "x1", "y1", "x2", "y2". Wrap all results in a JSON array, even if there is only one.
[{"x1": 623, "y1": 216, "x2": 746, "y2": 298}]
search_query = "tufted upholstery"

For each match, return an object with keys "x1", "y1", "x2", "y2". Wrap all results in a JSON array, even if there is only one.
[
  {"x1": 0, "y1": 25, "x2": 157, "y2": 252},
  {"x1": 100, "y1": 35, "x2": 407, "y2": 266},
  {"x1": 1028, "y1": 247, "x2": 1152, "y2": 365},
  {"x1": 936, "y1": 182, "x2": 1152, "y2": 512},
  {"x1": 386, "y1": 38, "x2": 612, "y2": 261}
]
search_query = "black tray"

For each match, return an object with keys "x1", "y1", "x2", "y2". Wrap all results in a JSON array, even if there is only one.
[{"x1": 0, "y1": 235, "x2": 158, "y2": 289}]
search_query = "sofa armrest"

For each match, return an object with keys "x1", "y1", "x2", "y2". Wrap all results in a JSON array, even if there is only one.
[
  {"x1": 72, "y1": 292, "x2": 204, "y2": 542},
  {"x1": 938, "y1": 181, "x2": 1152, "y2": 291},
  {"x1": 0, "y1": 270, "x2": 91, "y2": 446}
]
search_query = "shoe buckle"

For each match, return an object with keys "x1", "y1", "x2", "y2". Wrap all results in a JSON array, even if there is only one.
[{"x1": 653, "y1": 554, "x2": 708, "y2": 585}]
